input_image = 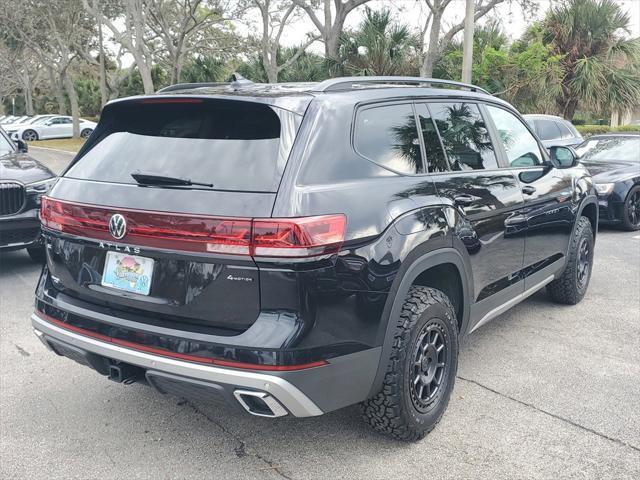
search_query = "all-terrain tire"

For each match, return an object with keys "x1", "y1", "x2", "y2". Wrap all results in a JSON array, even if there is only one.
[
  {"x1": 360, "y1": 286, "x2": 458, "y2": 442},
  {"x1": 547, "y1": 216, "x2": 594, "y2": 305}
]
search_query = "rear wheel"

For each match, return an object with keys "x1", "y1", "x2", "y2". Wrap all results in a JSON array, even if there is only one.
[
  {"x1": 360, "y1": 286, "x2": 458, "y2": 441},
  {"x1": 80, "y1": 128, "x2": 93, "y2": 139},
  {"x1": 621, "y1": 186, "x2": 640, "y2": 231},
  {"x1": 547, "y1": 216, "x2": 594, "y2": 304},
  {"x1": 22, "y1": 129, "x2": 38, "y2": 141}
]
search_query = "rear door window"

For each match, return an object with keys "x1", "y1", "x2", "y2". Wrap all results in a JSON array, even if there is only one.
[
  {"x1": 65, "y1": 99, "x2": 300, "y2": 192},
  {"x1": 535, "y1": 119, "x2": 561, "y2": 140},
  {"x1": 354, "y1": 103, "x2": 423, "y2": 174},
  {"x1": 429, "y1": 102, "x2": 498, "y2": 170}
]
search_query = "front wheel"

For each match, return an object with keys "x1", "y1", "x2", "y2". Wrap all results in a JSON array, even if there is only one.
[
  {"x1": 547, "y1": 216, "x2": 594, "y2": 304},
  {"x1": 22, "y1": 129, "x2": 38, "y2": 142},
  {"x1": 621, "y1": 185, "x2": 640, "y2": 231},
  {"x1": 361, "y1": 286, "x2": 458, "y2": 441},
  {"x1": 80, "y1": 128, "x2": 93, "y2": 139}
]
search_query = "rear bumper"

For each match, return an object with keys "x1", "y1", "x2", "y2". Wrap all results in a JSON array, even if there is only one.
[
  {"x1": 32, "y1": 312, "x2": 381, "y2": 417},
  {"x1": 32, "y1": 312, "x2": 322, "y2": 417}
]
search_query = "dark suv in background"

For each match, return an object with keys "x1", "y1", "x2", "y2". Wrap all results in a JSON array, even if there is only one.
[
  {"x1": 32, "y1": 76, "x2": 597, "y2": 441},
  {"x1": 0, "y1": 126, "x2": 56, "y2": 261}
]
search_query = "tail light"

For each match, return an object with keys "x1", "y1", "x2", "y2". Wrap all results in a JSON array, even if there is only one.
[{"x1": 41, "y1": 197, "x2": 345, "y2": 258}]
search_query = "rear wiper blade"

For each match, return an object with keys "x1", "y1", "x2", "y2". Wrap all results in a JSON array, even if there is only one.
[{"x1": 131, "y1": 171, "x2": 213, "y2": 188}]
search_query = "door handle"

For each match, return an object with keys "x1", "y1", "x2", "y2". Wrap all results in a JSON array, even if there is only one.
[
  {"x1": 522, "y1": 185, "x2": 536, "y2": 195},
  {"x1": 453, "y1": 194, "x2": 475, "y2": 206}
]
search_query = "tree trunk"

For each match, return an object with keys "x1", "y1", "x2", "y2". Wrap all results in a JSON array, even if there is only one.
[
  {"x1": 49, "y1": 68, "x2": 67, "y2": 114},
  {"x1": 98, "y1": 16, "x2": 108, "y2": 107},
  {"x1": 263, "y1": 49, "x2": 278, "y2": 83},
  {"x1": 63, "y1": 72, "x2": 80, "y2": 138},
  {"x1": 461, "y1": 0, "x2": 475, "y2": 83},
  {"x1": 134, "y1": 53, "x2": 155, "y2": 94},
  {"x1": 420, "y1": 11, "x2": 443, "y2": 77},
  {"x1": 22, "y1": 73, "x2": 34, "y2": 115}
]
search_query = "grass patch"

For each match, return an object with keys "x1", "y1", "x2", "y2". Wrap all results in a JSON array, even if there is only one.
[{"x1": 30, "y1": 138, "x2": 85, "y2": 153}]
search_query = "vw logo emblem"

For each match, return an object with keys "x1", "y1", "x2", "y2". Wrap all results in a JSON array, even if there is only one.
[{"x1": 109, "y1": 214, "x2": 127, "y2": 240}]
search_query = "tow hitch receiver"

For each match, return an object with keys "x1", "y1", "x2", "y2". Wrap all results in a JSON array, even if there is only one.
[{"x1": 108, "y1": 363, "x2": 143, "y2": 384}]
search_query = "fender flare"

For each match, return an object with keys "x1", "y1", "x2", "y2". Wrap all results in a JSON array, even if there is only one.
[
  {"x1": 573, "y1": 194, "x2": 599, "y2": 240},
  {"x1": 367, "y1": 246, "x2": 472, "y2": 398}
]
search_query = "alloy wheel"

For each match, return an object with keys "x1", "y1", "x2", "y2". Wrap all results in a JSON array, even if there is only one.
[
  {"x1": 576, "y1": 237, "x2": 592, "y2": 289},
  {"x1": 410, "y1": 321, "x2": 448, "y2": 413},
  {"x1": 627, "y1": 190, "x2": 640, "y2": 228},
  {"x1": 22, "y1": 130, "x2": 37, "y2": 142}
]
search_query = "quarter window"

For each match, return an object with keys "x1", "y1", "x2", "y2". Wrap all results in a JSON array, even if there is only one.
[
  {"x1": 430, "y1": 102, "x2": 498, "y2": 170},
  {"x1": 486, "y1": 106, "x2": 543, "y2": 167},
  {"x1": 556, "y1": 121, "x2": 573, "y2": 139},
  {"x1": 355, "y1": 104, "x2": 423, "y2": 174}
]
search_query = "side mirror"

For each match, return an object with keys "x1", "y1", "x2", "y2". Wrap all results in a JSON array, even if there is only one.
[
  {"x1": 549, "y1": 146, "x2": 578, "y2": 168},
  {"x1": 14, "y1": 139, "x2": 28, "y2": 153}
]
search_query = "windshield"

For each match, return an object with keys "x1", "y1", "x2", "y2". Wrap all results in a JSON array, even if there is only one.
[
  {"x1": 577, "y1": 137, "x2": 640, "y2": 163},
  {"x1": 65, "y1": 98, "x2": 300, "y2": 192}
]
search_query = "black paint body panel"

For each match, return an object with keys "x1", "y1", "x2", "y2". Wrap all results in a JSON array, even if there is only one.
[{"x1": 35, "y1": 86, "x2": 597, "y2": 413}]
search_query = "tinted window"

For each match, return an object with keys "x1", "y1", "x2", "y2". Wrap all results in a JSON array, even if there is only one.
[
  {"x1": 486, "y1": 106, "x2": 543, "y2": 167},
  {"x1": 535, "y1": 119, "x2": 561, "y2": 140},
  {"x1": 65, "y1": 99, "x2": 299, "y2": 192},
  {"x1": 416, "y1": 104, "x2": 448, "y2": 172},
  {"x1": 355, "y1": 104, "x2": 423, "y2": 174},
  {"x1": 577, "y1": 137, "x2": 640, "y2": 163},
  {"x1": 556, "y1": 121, "x2": 573, "y2": 139},
  {"x1": 430, "y1": 102, "x2": 498, "y2": 170}
]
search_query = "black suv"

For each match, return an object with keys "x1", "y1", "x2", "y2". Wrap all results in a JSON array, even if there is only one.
[{"x1": 32, "y1": 76, "x2": 597, "y2": 441}]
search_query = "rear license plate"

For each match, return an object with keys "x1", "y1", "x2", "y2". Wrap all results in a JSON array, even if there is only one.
[{"x1": 101, "y1": 251, "x2": 154, "y2": 295}]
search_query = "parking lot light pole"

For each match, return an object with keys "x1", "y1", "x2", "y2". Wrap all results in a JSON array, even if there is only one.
[{"x1": 462, "y1": 0, "x2": 475, "y2": 84}]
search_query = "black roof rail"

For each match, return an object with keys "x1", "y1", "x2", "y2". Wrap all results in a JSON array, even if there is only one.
[{"x1": 312, "y1": 76, "x2": 490, "y2": 95}]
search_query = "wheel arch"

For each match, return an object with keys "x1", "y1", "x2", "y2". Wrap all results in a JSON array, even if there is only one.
[
  {"x1": 367, "y1": 246, "x2": 472, "y2": 398},
  {"x1": 576, "y1": 195, "x2": 598, "y2": 239}
]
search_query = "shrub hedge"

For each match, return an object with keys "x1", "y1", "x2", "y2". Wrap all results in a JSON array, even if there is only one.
[{"x1": 576, "y1": 124, "x2": 640, "y2": 137}]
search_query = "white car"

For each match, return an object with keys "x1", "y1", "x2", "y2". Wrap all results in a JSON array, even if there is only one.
[
  {"x1": 6, "y1": 115, "x2": 97, "y2": 141},
  {"x1": 3, "y1": 115, "x2": 57, "y2": 131}
]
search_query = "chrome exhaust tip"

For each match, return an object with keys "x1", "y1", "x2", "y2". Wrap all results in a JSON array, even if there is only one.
[{"x1": 233, "y1": 390, "x2": 288, "y2": 418}]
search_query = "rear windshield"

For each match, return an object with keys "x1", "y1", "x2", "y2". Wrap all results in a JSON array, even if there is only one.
[{"x1": 65, "y1": 98, "x2": 301, "y2": 192}]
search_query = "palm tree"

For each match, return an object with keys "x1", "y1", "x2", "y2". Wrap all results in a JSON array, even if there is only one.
[
  {"x1": 336, "y1": 8, "x2": 419, "y2": 76},
  {"x1": 543, "y1": 0, "x2": 640, "y2": 120}
]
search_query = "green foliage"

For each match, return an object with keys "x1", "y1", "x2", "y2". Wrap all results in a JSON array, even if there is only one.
[
  {"x1": 433, "y1": 21, "x2": 563, "y2": 114},
  {"x1": 543, "y1": 0, "x2": 640, "y2": 119},
  {"x1": 119, "y1": 65, "x2": 168, "y2": 97},
  {"x1": 180, "y1": 56, "x2": 228, "y2": 83},
  {"x1": 74, "y1": 78, "x2": 101, "y2": 117},
  {"x1": 575, "y1": 124, "x2": 640, "y2": 136},
  {"x1": 235, "y1": 48, "x2": 330, "y2": 83},
  {"x1": 336, "y1": 7, "x2": 419, "y2": 76}
]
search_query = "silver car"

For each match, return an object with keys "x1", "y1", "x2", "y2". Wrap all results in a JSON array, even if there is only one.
[{"x1": 524, "y1": 114, "x2": 583, "y2": 149}]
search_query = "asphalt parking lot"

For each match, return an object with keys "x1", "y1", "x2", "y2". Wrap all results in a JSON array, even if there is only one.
[{"x1": 1, "y1": 148, "x2": 639, "y2": 479}]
